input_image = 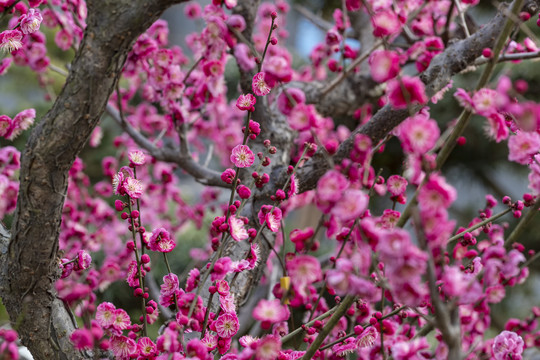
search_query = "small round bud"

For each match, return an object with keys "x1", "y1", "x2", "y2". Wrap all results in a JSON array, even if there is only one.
[
  {"x1": 121, "y1": 212, "x2": 129, "y2": 220},
  {"x1": 270, "y1": 11, "x2": 277, "y2": 19},
  {"x1": 141, "y1": 254, "x2": 150, "y2": 264},
  {"x1": 126, "y1": 241, "x2": 135, "y2": 251},
  {"x1": 519, "y1": 12, "x2": 531, "y2": 21},
  {"x1": 482, "y1": 48, "x2": 493, "y2": 58},
  {"x1": 270, "y1": 37, "x2": 277, "y2": 45}
]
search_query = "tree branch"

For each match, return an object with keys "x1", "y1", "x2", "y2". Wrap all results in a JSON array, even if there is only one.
[{"x1": 106, "y1": 105, "x2": 225, "y2": 187}]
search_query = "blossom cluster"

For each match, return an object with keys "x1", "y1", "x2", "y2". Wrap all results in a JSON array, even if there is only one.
[{"x1": 2, "y1": 0, "x2": 540, "y2": 360}]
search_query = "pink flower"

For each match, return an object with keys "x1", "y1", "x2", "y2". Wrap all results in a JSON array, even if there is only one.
[
  {"x1": 112, "y1": 308, "x2": 131, "y2": 332},
  {"x1": 288, "y1": 103, "x2": 319, "y2": 131},
  {"x1": 392, "y1": 338, "x2": 430, "y2": 360},
  {"x1": 286, "y1": 255, "x2": 322, "y2": 286},
  {"x1": 387, "y1": 76, "x2": 428, "y2": 109},
  {"x1": 372, "y1": 10, "x2": 401, "y2": 37},
  {"x1": 486, "y1": 113, "x2": 509, "y2": 143},
  {"x1": 264, "y1": 56, "x2": 292, "y2": 83},
  {"x1": 55, "y1": 29, "x2": 73, "y2": 51},
  {"x1": 508, "y1": 131, "x2": 540, "y2": 164},
  {"x1": 369, "y1": 50, "x2": 400, "y2": 83},
  {"x1": 211, "y1": 257, "x2": 232, "y2": 281},
  {"x1": 0, "y1": 115, "x2": 12, "y2": 138},
  {"x1": 12, "y1": 108, "x2": 35, "y2": 132},
  {"x1": 160, "y1": 273, "x2": 179, "y2": 297},
  {"x1": 0, "y1": 58, "x2": 12, "y2": 75},
  {"x1": 356, "y1": 326, "x2": 378, "y2": 348},
  {"x1": 332, "y1": 338, "x2": 357, "y2": 357},
  {"x1": 317, "y1": 170, "x2": 349, "y2": 203},
  {"x1": 252, "y1": 72, "x2": 272, "y2": 96},
  {"x1": 236, "y1": 94, "x2": 256, "y2": 111},
  {"x1": 398, "y1": 111, "x2": 440, "y2": 154},
  {"x1": 418, "y1": 173, "x2": 457, "y2": 211},
  {"x1": 70, "y1": 329, "x2": 93, "y2": 350},
  {"x1": 254, "y1": 335, "x2": 281, "y2": 360},
  {"x1": 96, "y1": 302, "x2": 116, "y2": 328},
  {"x1": 331, "y1": 189, "x2": 369, "y2": 222},
  {"x1": 186, "y1": 338, "x2": 210, "y2": 359},
  {"x1": 138, "y1": 337, "x2": 157, "y2": 358},
  {"x1": 19, "y1": 8, "x2": 43, "y2": 34},
  {"x1": 148, "y1": 228, "x2": 176, "y2": 253},
  {"x1": 237, "y1": 184, "x2": 251, "y2": 199},
  {"x1": 228, "y1": 215, "x2": 248, "y2": 241},
  {"x1": 258, "y1": 205, "x2": 282, "y2": 232},
  {"x1": 0, "y1": 30, "x2": 23, "y2": 53},
  {"x1": 277, "y1": 88, "x2": 305, "y2": 115},
  {"x1": 492, "y1": 331, "x2": 524, "y2": 360},
  {"x1": 472, "y1": 88, "x2": 506, "y2": 116},
  {"x1": 387, "y1": 175, "x2": 408, "y2": 196},
  {"x1": 76, "y1": 250, "x2": 92, "y2": 270},
  {"x1": 214, "y1": 312, "x2": 239, "y2": 339},
  {"x1": 252, "y1": 299, "x2": 290, "y2": 328},
  {"x1": 110, "y1": 335, "x2": 137, "y2": 360},
  {"x1": 234, "y1": 43, "x2": 256, "y2": 72},
  {"x1": 128, "y1": 150, "x2": 146, "y2": 166},
  {"x1": 221, "y1": 168, "x2": 236, "y2": 184},
  {"x1": 186, "y1": 268, "x2": 200, "y2": 292},
  {"x1": 230, "y1": 144, "x2": 255, "y2": 168},
  {"x1": 123, "y1": 177, "x2": 144, "y2": 199}
]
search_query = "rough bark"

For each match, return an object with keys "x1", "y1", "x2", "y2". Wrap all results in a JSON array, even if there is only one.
[{"x1": 0, "y1": 1, "x2": 185, "y2": 359}]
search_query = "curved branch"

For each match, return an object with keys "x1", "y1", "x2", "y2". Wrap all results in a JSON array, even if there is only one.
[
  {"x1": 0, "y1": 0, "x2": 186, "y2": 358},
  {"x1": 106, "y1": 105, "x2": 225, "y2": 187}
]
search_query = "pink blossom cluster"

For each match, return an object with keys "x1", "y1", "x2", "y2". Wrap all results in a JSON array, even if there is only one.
[{"x1": 2, "y1": 1, "x2": 540, "y2": 359}]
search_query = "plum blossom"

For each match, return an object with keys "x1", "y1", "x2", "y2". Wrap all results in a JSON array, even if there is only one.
[
  {"x1": 123, "y1": 177, "x2": 144, "y2": 199},
  {"x1": 236, "y1": 93, "x2": 256, "y2": 111},
  {"x1": 128, "y1": 150, "x2": 146, "y2": 166},
  {"x1": 331, "y1": 189, "x2": 369, "y2": 222},
  {"x1": 418, "y1": 173, "x2": 457, "y2": 211},
  {"x1": 316, "y1": 170, "x2": 349, "y2": 203},
  {"x1": 19, "y1": 8, "x2": 43, "y2": 34},
  {"x1": 252, "y1": 299, "x2": 290, "y2": 329},
  {"x1": 508, "y1": 131, "x2": 540, "y2": 165},
  {"x1": 110, "y1": 335, "x2": 137, "y2": 360},
  {"x1": 214, "y1": 312, "x2": 239, "y2": 339},
  {"x1": 398, "y1": 111, "x2": 440, "y2": 154},
  {"x1": 252, "y1": 72, "x2": 272, "y2": 96},
  {"x1": 372, "y1": 10, "x2": 401, "y2": 37},
  {"x1": 369, "y1": 50, "x2": 400, "y2": 82},
  {"x1": 228, "y1": 215, "x2": 249, "y2": 241},
  {"x1": 254, "y1": 335, "x2": 281, "y2": 360},
  {"x1": 148, "y1": 228, "x2": 176, "y2": 253},
  {"x1": 286, "y1": 255, "x2": 322, "y2": 286},
  {"x1": 387, "y1": 76, "x2": 427, "y2": 109},
  {"x1": 0, "y1": 30, "x2": 23, "y2": 53},
  {"x1": 492, "y1": 331, "x2": 524, "y2": 360},
  {"x1": 258, "y1": 205, "x2": 282, "y2": 232},
  {"x1": 387, "y1": 175, "x2": 408, "y2": 196},
  {"x1": 230, "y1": 144, "x2": 255, "y2": 168}
]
